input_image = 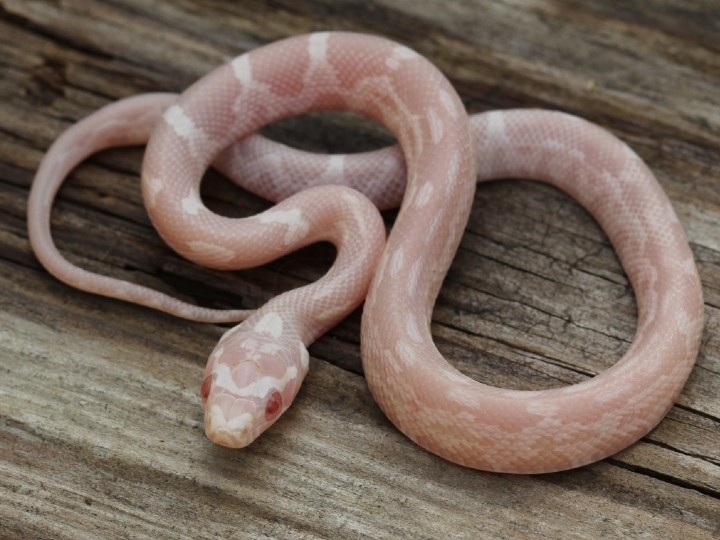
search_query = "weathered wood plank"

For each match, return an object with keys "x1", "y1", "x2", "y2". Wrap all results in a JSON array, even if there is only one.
[
  {"x1": 0, "y1": 0, "x2": 718, "y2": 538},
  {"x1": 2, "y1": 262, "x2": 718, "y2": 538}
]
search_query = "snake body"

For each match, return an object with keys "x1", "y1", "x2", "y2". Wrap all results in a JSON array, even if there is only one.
[{"x1": 27, "y1": 32, "x2": 704, "y2": 473}]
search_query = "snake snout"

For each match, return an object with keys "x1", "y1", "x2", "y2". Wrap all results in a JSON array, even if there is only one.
[{"x1": 204, "y1": 395, "x2": 261, "y2": 448}]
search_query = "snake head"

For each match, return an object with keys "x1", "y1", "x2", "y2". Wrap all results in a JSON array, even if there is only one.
[{"x1": 200, "y1": 328, "x2": 309, "y2": 448}]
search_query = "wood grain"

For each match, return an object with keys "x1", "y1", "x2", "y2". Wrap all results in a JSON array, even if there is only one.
[{"x1": 0, "y1": 0, "x2": 718, "y2": 538}]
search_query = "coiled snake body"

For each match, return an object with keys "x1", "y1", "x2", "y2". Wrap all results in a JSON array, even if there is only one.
[{"x1": 27, "y1": 32, "x2": 704, "y2": 473}]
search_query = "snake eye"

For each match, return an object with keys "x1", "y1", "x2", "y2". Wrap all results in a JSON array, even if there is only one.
[
  {"x1": 200, "y1": 375, "x2": 213, "y2": 401},
  {"x1": 265, "y1": 390, "x2": 283, "y2": 420}
]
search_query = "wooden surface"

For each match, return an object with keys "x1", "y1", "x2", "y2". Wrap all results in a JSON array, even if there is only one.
[{"x1": 1, "y1": 0, "x2": 718, "y2": 538}]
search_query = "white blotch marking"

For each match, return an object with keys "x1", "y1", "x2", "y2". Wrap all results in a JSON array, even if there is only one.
[
  {"x1": 231, "y1": 55, "x2": 253, "y2": 85},
  {"x1": 395, "y1": 340, "x2": 419, "y2": 366},
  {"x1": 406, "y1": 316, "x2": 423, "y2": 343},
  {"x1": 340, "y1": 192, "x2": 368, "y2": 228},
  {"x1": 428, "y1": 108, "x2": 444, "y2": 144},
  {"x1": 231, "y1": 55, "x2": 273, "y2": 116},
  {"x1": 543, "y1": 139, "x2": 585, "y2": 162},
  {"x1": 254, "y1": 312, "x2": 284, "y2": 338},
  {"x1": 304, "y1": 32, "x2": 333, "y2": 86},
  {"x1": 526, "y1": 401, "x2": 560, "y2": 416},
  {"x1": 181, "y1": 189, "x2": 202, "y2": 215},
  {"x1": 307, "y1": 32, "x2": 329, "y2": 62},
  {"x1": 325, "y1": 155, "x2": 345, "y2": 178},
  {"x1": 213, "y1": 362, "x2": 298, "y2": 399},
  {"x1": 439, "y1": 89, "x2": 459, "y2": 118},
  {"x1": 414, "y1": 182, "x2": 434, "y2": 208},
  {"x1": 145, "y1": 176, "x2": 164, "y2": 207},
  {"x1": 298, "y1": 343, "x2": 310, "y2": 372},
  {"x1": 258, "y1": 341, "x2": 283, "y2": 354},
  {"x1": 226, "y1": 412, "x2": 254, "y2": 432},
  {"x1": 164, "y1": 105, "x2": 197, "y2": 140},
  {"x1": 258, "y1": 208, "x2": 310, "y2": 245},
  {"x1": 485, "y1": 110, "x2": 508, "y2": 139},
  {"x1": 253, "y1": 366, "x2": 297, "y2": 398},
  {"x1": 386, "y1": 44, "x2": 420, "y2": 70},
  {"x1": 209, "y1": 404, "x2": 229, "y2": 431}
]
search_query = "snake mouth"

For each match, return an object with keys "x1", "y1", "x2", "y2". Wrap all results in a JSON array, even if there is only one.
[{"x1": 206, "y1": 427, "x2": 252, "y2": 449}]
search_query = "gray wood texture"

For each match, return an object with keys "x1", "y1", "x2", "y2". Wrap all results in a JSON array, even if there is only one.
[{"x1": 0, "y1": 1, "x2": 718, "y2": 538}]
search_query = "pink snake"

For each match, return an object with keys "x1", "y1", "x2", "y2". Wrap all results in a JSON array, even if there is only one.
[{"x1": 27, "y1": 32, "x2": 704, "y2": 474}]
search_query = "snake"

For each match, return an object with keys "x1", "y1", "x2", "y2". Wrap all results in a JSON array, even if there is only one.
[{"x1": 27, "y1": 32, "x2": 704, "y2": 473}]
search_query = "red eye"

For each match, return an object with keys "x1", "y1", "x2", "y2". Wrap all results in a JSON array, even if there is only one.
[
  {"x1": 200, "y1": 375, "x2": 213, "y2": 401},
  {"x1": 265, "y1": 390, "x2": 283, "y2": 419}
]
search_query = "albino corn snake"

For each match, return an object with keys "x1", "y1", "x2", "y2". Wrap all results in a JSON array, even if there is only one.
[{"x1": 27, "y1": 32, "x2": 704, "y2": 473}]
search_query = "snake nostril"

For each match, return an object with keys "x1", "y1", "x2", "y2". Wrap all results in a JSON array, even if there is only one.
[{"x1": 200, "y1": 375, "x2": 213, "y2": 401}]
